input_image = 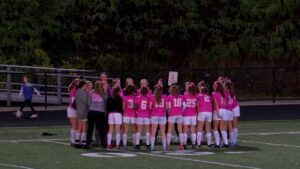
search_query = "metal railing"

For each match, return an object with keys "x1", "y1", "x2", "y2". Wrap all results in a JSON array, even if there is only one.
[{"x1": 1, "y1": 64, "x2": 300, "y2": 108}]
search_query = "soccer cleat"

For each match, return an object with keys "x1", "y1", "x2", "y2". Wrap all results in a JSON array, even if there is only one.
[
  {"x1": 134, "y1": 145, "x2": 141, "y2": 150},
  {"x1": 106, "y1": 145, "x2": 113, "y2": 150},
  {"x1": 115, "y1": 145, "x2": 120, "y2": 150},
  {"x1": 146, "y1": 145, "x2": 151, "y2": 151},
  {"x1": 166, "y1": 145, "x2": 170, "y2": 151},
  {"x1": 179, "y1": 145, "x2": 184, "y2": 150},
  {"x1": 191, "y1": 144, "x2": 197, "y2": 149},
  {"x1": 224, "y1": 144, "x2": 230, "y2": 148},
  {"x1": 30, "y1": 114, "x2": 38, "y2": 119}
]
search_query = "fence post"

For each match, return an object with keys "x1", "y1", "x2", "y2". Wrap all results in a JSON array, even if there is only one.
[
  {"x1": 44, "y1": 72, "x2": 48, "y2": 109},
  {"x1": 272, "y1": 67, "x2": 276, "y2": 103},
  {"x1": 6, "y1": 65, "x2": 11, "y2": 106},
  {"x1": 57, "y1": 69, "x2": 62, "y2": 104}
]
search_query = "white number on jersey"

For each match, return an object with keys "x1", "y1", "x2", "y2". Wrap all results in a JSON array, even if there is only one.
[
  {"x1": 186, "y1": 99, "x2": 196, "y2": 107},
  {"x1": 128, "y1": 99, "x2": 134, "y2": 108},
  {"x1": 204, "y1": 95, "x2": 210, "y2": 102},
  {"x1": 141, "y1": 100, "x2": 148, "y2": 110},
  {"x1": 155, "y1": 99, "x2": 164, "y2": 108},
  {"x1": 173, "y1": 98, "x2": 182, "y2": 107}
]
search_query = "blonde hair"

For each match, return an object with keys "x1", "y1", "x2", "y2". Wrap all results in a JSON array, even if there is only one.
[
  {"x1": 140, "y1": 79, "x2": 149, "y2": 87},
  {"x1": 94, "y1": 81, "x2": 105, "y2": 97}
]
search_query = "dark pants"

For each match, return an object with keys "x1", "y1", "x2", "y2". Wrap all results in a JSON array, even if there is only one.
[
  {"x1": 87, "y1": 110, "x2": 107, "y2": 147},
  {"x1": 20, "y1": 100, "x2": 36, "y2": 114}
]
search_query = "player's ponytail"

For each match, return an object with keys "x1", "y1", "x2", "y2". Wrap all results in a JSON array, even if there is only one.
[{"x1": 155, "y1": 85, "x2": 162, "y2": 104}]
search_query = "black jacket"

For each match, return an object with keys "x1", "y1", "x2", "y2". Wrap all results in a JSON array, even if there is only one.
[{"x1": 106, "y1": 96, "x2": 123, "y2": 114}]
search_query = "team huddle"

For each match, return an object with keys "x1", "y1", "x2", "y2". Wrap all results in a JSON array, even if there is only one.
[{"x1": 67, "y1": 73, "x2": 240, "y2": 151}]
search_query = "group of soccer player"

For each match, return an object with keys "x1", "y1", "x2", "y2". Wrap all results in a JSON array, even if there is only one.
[{"x1": 67, "y1": 73, "x2": 240, "y2": 151}]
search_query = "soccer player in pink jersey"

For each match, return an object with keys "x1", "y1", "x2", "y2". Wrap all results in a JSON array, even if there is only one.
[
  {"x1": 67, "y1": 78, "x2": 79, "y2": 146},
  {"x1": 149, "y1": 85, "x2": 168, "y2": 151},
  {"x1": 212, "y1": 80, "x2": 228, "y2": 148},
  {"x1": 137, "y1": 79, "x2": 152, "y2": 97},
  {"x1": 167, "y1": 85, "x2": 184, "y2": 150},
  {"x1": 197, "y1": 85, "x2": 213, "y2": 147},
  {"x1": 225, "y1": 80, "x2": 240, "y2": 146},
  {"x1": 183, "y1": 82, "x2": 192, "y2": 95},
  {"x1": 135, "y1": 87, "x2": 151, "y2": 150},
  {"x1": 122, "y1": 85, "x2": 137, "y2": 147},
  {"x1": 182, "y1": 84, "x2": 198, "y2": 149},
  {"x1": 197, "y1": 81, "x2": 206, "y2": 93}
]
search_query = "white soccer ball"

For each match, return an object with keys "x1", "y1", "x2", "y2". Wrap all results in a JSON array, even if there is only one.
[{"x1": 15, "y1": 111, "x2": 23, "y2": 118}]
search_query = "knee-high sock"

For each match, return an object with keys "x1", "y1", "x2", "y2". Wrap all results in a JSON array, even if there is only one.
[
  {"x1": 133, "y1": 133, "x2": 136, "y2": 146},
  {"x1": 229, "y1": 131, "x2": 234, "y2": 144},
  {"x1": 123, "y1": 134, "x2": 128, "y2": 146},
  {"x1": 116, "y1": 134, "x2": 121, "y2": 146},
  {"x1": 146, "y1": 133, "x2": 150, "y2": 145},
  {"x1": 183, "y1": 134, "x2": 188, "y2": 145},
  {"x1": 75, "y1": 132, "x2": 81, "y2": 144},
  {"x1": 151, "y1": 136, "x2": 155, "y2": 150},
  {"x1": 107, "y1": 133, "x2": 112, "y2": 145},
  {"x1": 197, "y1": 132, "x2": 203, "y2": 146},
  {"x1": 206, "y1": 133, "x2": 212, "y2": 145},
  {"x1": 162, "y1": 138, "x2": 167, "y2": 150},
  {"x1": 191, "y1": 133, "x2": 196, "y2": 145},
  {"x1": 233, "y1": 128, "x2": 238, "y2": 143},
  {"x1": 71, "y1": 129, "x2": 76, "y2": 144},
  {"x1": 221, "y1": 131, "x2": 228, "y2": 145},
  {"x1": 81, "y1": 132, "x2": 87, "y2": 145},
  {"x1": 135, "y1": 132, "x2": 141, "y2": 145},
  {"x1": 179, "y1": 134, "x2": 184, "y2": 145},
  {"x1": 167, "y1": 133, "x2": 172, "y2": 145},
  {"x1": 214, "y1": 131, "x2": 220, "y2": 145}
]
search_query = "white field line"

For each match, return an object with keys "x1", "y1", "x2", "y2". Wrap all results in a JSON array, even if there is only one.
[
  {"x1": 0, "y1": 162, "x2": 35, "y2": 169},
  {"x1": 238, "y1": 139, "x2": 300, "y2": 148},
  {"x1": 0, "y1": 138, "x2": 68, "y2": 143},
  {"x1": 42, "y1": 140, "x2": 262, "y2": 169},
  {"x1": 137, "y1": 152, "x2": 262, "y2": 169},
  {"x1": 42, "y1": 140, "x2": 69, "y2": 145},
  {"x1": 239, "y1": 131, "x2": 300, "y2": 136}
]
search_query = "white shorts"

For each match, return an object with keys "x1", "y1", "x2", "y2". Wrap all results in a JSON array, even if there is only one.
[
  {"x1": 136, "y1": 117, "x2": 150, "y2": 125},
  {"x1": 123, "y1": 117, "x2": 136, "y2": 124},
  {"x1": 168, "y1": 115, "x2": 184, "y2": 124},
  {"x1": 197, "y1": 112, "x2": 212, "y2": 122},
  {"x1": 151, "y1": 116, "x2": 167, "y2": 125},
  {"x1": 213, "y1": 109, "x2": 227, "y2": 121},
  {"x1": 226, "y1": 110, "x2": 234, "y2": 121},
  {"x1": 108, "y1": 113, "x2": 123, "y2": 125},
  {"x1": 232, "y1": 106, "x2": 240, "y2": 117},
  {"x1": 67, "y1": 107, "x2": 77, "y2": 118},
  {"x1": 183, "y1": 116, "x2": 197, "y2": 125}
]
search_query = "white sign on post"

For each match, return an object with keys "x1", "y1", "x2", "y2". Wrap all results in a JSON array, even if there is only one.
[{"x1": 168, "y1": 71, "x2": 178, "y2": 86}]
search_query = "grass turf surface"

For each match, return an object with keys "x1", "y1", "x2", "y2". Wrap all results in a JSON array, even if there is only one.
[{"x1": 0, "y1": 120, "x2": 299, "y2": 169}]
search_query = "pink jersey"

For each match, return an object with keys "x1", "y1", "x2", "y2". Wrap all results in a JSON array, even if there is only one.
[
  {"x1": 135, "y1": 95, "x2": 150, "y2": 118},
  {"x1": 183, "y1": 94, "x2": 197, "y2": 116},
  {"x1": 150, "y1": 94, "x2": 167, "y2": 117},
  {"x1": 122, "y1": 95, "x2": 136, "y2": 117},
  {"x1": 136, "y1": 88, "x2": 152, "y2": 97},
  {"x1": 197, "y1": 94, "x2": 213, "y2": 113},
  {"x1": 232, "y1": 96, "x2": 239, "y2": 108},
  {"x1": 212, "y1": 92, "x2": 226, "y2": 109},
  {"x1": 168, "y1": 95, "x2": 183, "y2": 116},
  {"x1": 225, "y1": 91, "x2": 234, "y2": 111},
  {"x1": 69, "y1": 88, "x2": 76, "y2": 108}
]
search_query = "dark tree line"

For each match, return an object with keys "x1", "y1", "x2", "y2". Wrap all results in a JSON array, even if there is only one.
[{"x1": 1, "y1": 0, "x2": 300, "y2": 70}]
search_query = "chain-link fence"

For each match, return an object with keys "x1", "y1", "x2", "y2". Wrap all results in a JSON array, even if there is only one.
[{"x1": 1, "y1": 65, "x2": 300, "y2": 108}]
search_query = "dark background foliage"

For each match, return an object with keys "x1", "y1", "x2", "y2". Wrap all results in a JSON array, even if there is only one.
[{"x1": 0, "y1": 0, "x2": 300, "y2": 70}]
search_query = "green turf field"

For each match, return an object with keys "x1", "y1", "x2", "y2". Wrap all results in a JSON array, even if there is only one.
[{"x1": 0, "y1": 120, "x2": 300, "y2": 169}]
